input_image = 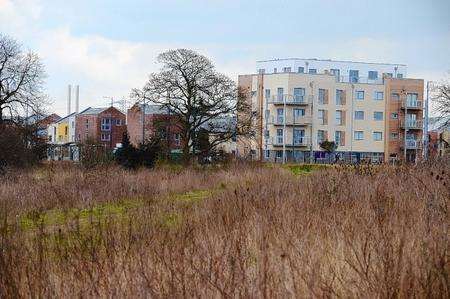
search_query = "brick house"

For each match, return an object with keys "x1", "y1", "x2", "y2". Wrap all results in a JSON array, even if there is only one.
[
  {"x1": 75, "y1": 107, "x2": 127, "y2": 149},
  {"x1": 127, "y1": 103, "x2": 182, "y2": 150}
]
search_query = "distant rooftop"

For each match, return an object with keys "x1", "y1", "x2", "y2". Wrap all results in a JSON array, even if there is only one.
[
  {"x1": 79, "y1": 107, "x2": 109, "y2": 115},
  {"x1": 256, "y1": 58, "x2": 406, "y2": 67}
]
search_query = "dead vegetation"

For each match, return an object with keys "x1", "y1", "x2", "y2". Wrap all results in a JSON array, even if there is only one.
[{"x1": 0, "y1": 160, "x2": 449, "y2": 298}]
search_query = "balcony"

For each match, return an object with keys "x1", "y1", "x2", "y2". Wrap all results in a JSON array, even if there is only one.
[
  {"x1": 400, "y1": 139, "x2": 422, "y2": 150},
  {"x1": 401, "y1": 100, "x2": 423, "y2": 110},
  {"x1": 334, "y1": 75, "x2": 384, "y2": 85},
  {"x1": 268, "y1": 116, "x2": 312, "y2": 126},
  {"x1": 267, "y1": 136, "x2": 311, "y2": 147},
  {"x1": 400, "y1": 120, "x2": 423, "y2": 130},
  {"x1": 268, "y1": 94, "x2": 310, "y2": 105}
]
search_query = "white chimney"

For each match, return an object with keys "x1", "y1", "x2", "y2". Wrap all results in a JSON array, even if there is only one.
[
  {"x1": 75, "y1": 85, "x2": 80, "y2": 113},
  {"x1": 67, "y1": 85, "x2": 72, "y2": 115}
]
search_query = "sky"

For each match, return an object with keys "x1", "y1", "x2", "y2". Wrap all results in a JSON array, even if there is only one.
[{"x1": 1, "y1": 0, "x2": 449, "y2": 116}]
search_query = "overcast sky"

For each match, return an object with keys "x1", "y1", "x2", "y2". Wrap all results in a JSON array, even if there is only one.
[{"x1": 1, "y1": 0, "x2": 449, "y2": 116}]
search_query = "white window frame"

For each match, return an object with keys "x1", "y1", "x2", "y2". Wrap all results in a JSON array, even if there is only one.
[
  {"x1": 354, "y1": 111, "x2": 364, "y2": 120},
  {"x1": 356, "y1": 90, "x2": 364, "y2": 100},
  {"x1": 374, "y1": 112, "x2": 384, "y2": 121},
  {"x1": 354, "y1": 131, "x2": 364, "y2": 140},
  {"x1": 373, "y1": 132, "x2": 383, "y2": 141},
  {"x1": 374, "y1": 91, "x2": 384, "y2": 100},
  {"x1": 101, "y1": 118, "x2": 111, "y2": 131},
  {"x1": 101, "y1": 133, "x2": 110, "y2": 141}
]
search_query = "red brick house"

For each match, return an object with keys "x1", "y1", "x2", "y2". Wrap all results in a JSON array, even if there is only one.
[
  {"x1": 127, "y1": 103, "x2": 182, "y2": 150},
  {"x1": 75, "y1": 107, "x2": 126, "y2": 149}
]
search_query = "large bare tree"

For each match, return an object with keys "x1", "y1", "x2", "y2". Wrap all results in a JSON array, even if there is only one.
[
  {"x1": 432, "y1": 80, "x2": 450, "y2": 127},
  {"x1": 0, "y1": 34, "x2": 47, "y2": 124},
  {"x1": 133, "y1": 49, "x2": 252, "y2": 161}
]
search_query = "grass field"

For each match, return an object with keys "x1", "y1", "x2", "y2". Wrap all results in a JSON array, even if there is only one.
[{"x1": 0, "y1": 160, "x2": 449, "y2": 297}]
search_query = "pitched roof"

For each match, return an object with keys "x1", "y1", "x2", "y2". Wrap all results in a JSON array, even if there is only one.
[{"x1": 79, "y1": 107, "x2": 109, "y2": 115}]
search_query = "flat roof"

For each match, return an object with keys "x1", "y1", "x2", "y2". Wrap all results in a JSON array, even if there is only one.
[{"x1": 256, "y1": 58, "x2": 406, "y2": 67}]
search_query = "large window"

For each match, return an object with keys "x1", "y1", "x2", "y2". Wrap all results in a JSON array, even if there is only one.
[
  {"x1": 336, "y1": 89, "x2": 345, "y2": 105},
  {"x1": 297, "y1": 67, "x2": 304, "y2": 73},
  {"x1": 293, "y1": 108, "x2": 305, "y2": 120},
  {"x1": 276, "y1": 129, "x2": 283, "y2": 144},
  {"x1": 317, "y1": 130, "x2": 326, "y2": 144},
  {"x1": 335, "y1": 131, "x2": 345, "y2": 146},
  {"x1": 293, "y1": 88, "x2": 305, "y2": 102},
  {"x1": 374, "y1": 111, "x2": 384, "y2": 121},
  {"x1": 356, "y1": 90, "x2": 364, "y2": 100},
  {"x1": 373, "y1": 132, "x2": 383, "y2": 141},
  {"x1": 368, "y1": 71, "x2": 378, "y2": 80},
  {"x1": 101, "y1": 118, "x2": 111, "y2": 131},
  {"x1": 406, "y1": 93, "x2": 419, "y2": 106},
  {"x1": 318, "y1": 89, "x2": 326, "y2": 104},
  {"x1": 354, "y1": 111, "x2": 364, "y2": 120},
  {"x1": 374, "y1": 91, "x2": 384, "y2": 100},
  {"x1": 335, "y1": 110, "x2": 344, "y2": 125},
  {"x1": 277, "y1": 108, "x2": 284, "y2": 124},
  {"x1": 265, "y1": 89, "x2": 271, "y2": 99},
  {"x1": 349, "y1": 70, "x2": 359, "y2": 83},
  {"x1": 309, "y1": 68, "x2": 317, "y2": 74},
  {"x1": 318, "y1": 109, "x2": 326, "y2": 125},
  {"x1": 354, "y1": 131, "x2": 364, "y2": 140}
]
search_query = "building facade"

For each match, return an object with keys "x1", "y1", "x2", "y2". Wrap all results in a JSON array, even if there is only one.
[
  {"x1": 75, "y1": 107, "x2": 127, "y2": 149},
  {"x1": 238, "y1": 58, "x2": 424, "y2": 163}
]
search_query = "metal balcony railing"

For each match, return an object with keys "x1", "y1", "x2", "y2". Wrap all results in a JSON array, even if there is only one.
[
  {"x1": 268, "y1": 116, "x2": 312, "y2": 126},
  {"x1": 401, "y1": 100, "x2": 423, "y2": 110},
  {"x1": 401, "y1": 139, "x2": 422, "y2": 149},
  {"x1": 267, "y1": 136, "x2": 311, "y2": 147},
  {"x1": 400, "y1": 120, "x2": 423, "y2": 129},
  {"x1": 269, "y1": 94, "x2": 310, "y2": 105}
]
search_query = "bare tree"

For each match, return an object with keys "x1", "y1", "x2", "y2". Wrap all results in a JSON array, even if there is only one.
[
  {"x1": 0, "y1": 34, "x2": 47, "y2": 124},
  {"x1": 432, "y1": 80, "x2": 450, "y2": 127},
  {"x1": 132, "y1": 49, "x2": 253, "y2": 162}
]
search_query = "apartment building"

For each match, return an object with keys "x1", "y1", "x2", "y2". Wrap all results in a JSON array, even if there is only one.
[
  {"x1": 48, "y1": 112, "x2": 77, "y2": 144},
  {"x1": 238, "y1": 58, "x2": 424, "y2": 163},
  {"x1": 127, "y1": 103, "x2": 182, "y2": 149},
  {"x1": 75, "y1": 106, "x2": 127, "y2": 149}
]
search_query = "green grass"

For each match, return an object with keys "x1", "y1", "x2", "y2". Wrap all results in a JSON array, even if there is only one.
[{"x1": 283, "y1": 164, "x2": 330, "y2": 176}]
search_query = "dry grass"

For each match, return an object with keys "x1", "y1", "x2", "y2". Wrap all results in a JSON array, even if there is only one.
[{"x1": 0, "y1": 160, "x2": 449, "y2": 298}]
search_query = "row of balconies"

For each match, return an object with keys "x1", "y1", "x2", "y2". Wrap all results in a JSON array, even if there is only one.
[
  {"x1": 400, "y1": 139, "x2": 423, "y2": 150},
  {"x1": 266, "y1": 136, "x2": 311, "y2": 147},
  {"x1": 267, "y1": 116, "x2": 312, "y2": 126},
  {"x1": 264, "y1": 94, "x2": 424, "y2": 111}
]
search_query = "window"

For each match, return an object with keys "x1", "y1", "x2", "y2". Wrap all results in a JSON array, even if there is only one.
[
  {"x1": 264, "y1": 130, "x2": 269, "y2": 139},
  {"x1": 374, "y1": 91, "x2": 384, "y2": 100},
  {"x1": 85, "y1": 119, "x2": 89, "y2": 129},
  {"x1": 273, "y1": 68, "x2": 277, "y2": 73},
  {"x1": 354, "y1": 111, "x2": 364, "y2": 120},
  {"x1": 258, "y1": 69, "x2": 265, "y2": 74},
  {"x1": 283, "y1": 67, "x2": 291, "y2": 73},
  {"x1": 276, "y1": 150, "x2": 283, "y2": 159},
  {"x1": 383, "y1": 72, "x2": 393, "y2": 78},
  {"x1": 354, "y1": 131, "x2": 364, "y2": 140},
  {"x1": 293, "y1": 88, "x2": 305, "y2": 102},
  {"x1": 293, "y1": 108, "x2": 305, "y2": 120},
  {"x1": 174, "y1": 133, "x2": 181, "y2": 145},
  {"x1": 64, "y1": 126, "x2": 68, "y2": 135},
  {"x1": 265, "y1": 89, "x2": 271, "y2": 99},
  {"x1": 336, "y1": 89, "x2": 345, "y2": 105},
  {"x1": 317, "y1": 130, "x2": 326, "y2": 144},
  {"x1": 298, "y1": 67, "x2": 304, "y2": 73},
  {"x1": 391, "y1": 112, "x2": 398, "y2": 119},
  {"x1": 265, "y1": 150, "x2": 270, "y2": 159},
  {"x1": 397, "y1": 73, "x2": 403, "y2": 79},
  {"x1": 277, "y1": 108, "x2": 284, "y2": 124},
  {"x1": 406, "y1": 93, "x2": 419, "y2": 106},
  {"x1": 356, "y1": 91, "x2": 364, "y2": 100},
  {"x1": 71, "y1": 121, "x2": 74, "y2": 128},
  {"x1": 101, "y1": 133, "x2": 110, "y2": 141},
  {"x1": 293, "y1": 129, "x2": 305, "y2": 145},
  {"x1": 318, "y1": 89, "x2": 326, "y2": 104},
  {"x1": 374, "y1": 112, "x2": 384, "y2": 121},
  {"x1": 391, "y1": 93, "x2": 400, "y2": 101},
  {"x1": 390, "y1": 132, "x2": 399, "y2": 140},
  {"x1": 349, "y1": 70, "x2": 359, "y2": 83},
  {"x1": 335, "y1": 110, "x2": 344, "y2": 125},
  {"x1": 116, "y1": 119, "x2": 123, "y2": 126},
  {"x1": 101, "y1": 118, "x2": 111, "y2": 131},
  {"x1": 330, "y1": 69, "x2": 340, "y2": 79},
  {"x1": 373, "y1": 132, "x2": 383, "y2": 141},
  {"x1": 308, "y1": 68, "x2": 317, "y2": 74},
  {"x1": 264, "y1": 109, "x2": 270, "y2": 120},
  {"x1": 318, "y1": 109, "x2": 326, "y2": 125},
  {"x1": 277, "y1": 87, "x2": 284, "y2": 102},
  {"x1": 335, "y1": 131, "x2": 345, "y2": 146},
  {"x1": 276, "y1": 129, "x2": 283, "y2": 144},
  {"x1": 368, "y1": 71, "x2": 378, "y2": 80}
]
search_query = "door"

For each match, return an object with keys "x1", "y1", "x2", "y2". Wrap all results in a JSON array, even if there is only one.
[
  {"x1": 277, "y1": 108, "x2": 284, "y2": 124},
  {"x1": 293, "y1": 88, "x2": 305, "y2": 102},
  {"x1": 276, "y1": 129, "x2": 284, "y2": 144},
  {"x1": 277, "y1": 88, "x2": 284, "y2": 102},
  {"x1": 293, "y1": 129, "x2": 305, "y2": 145}
]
